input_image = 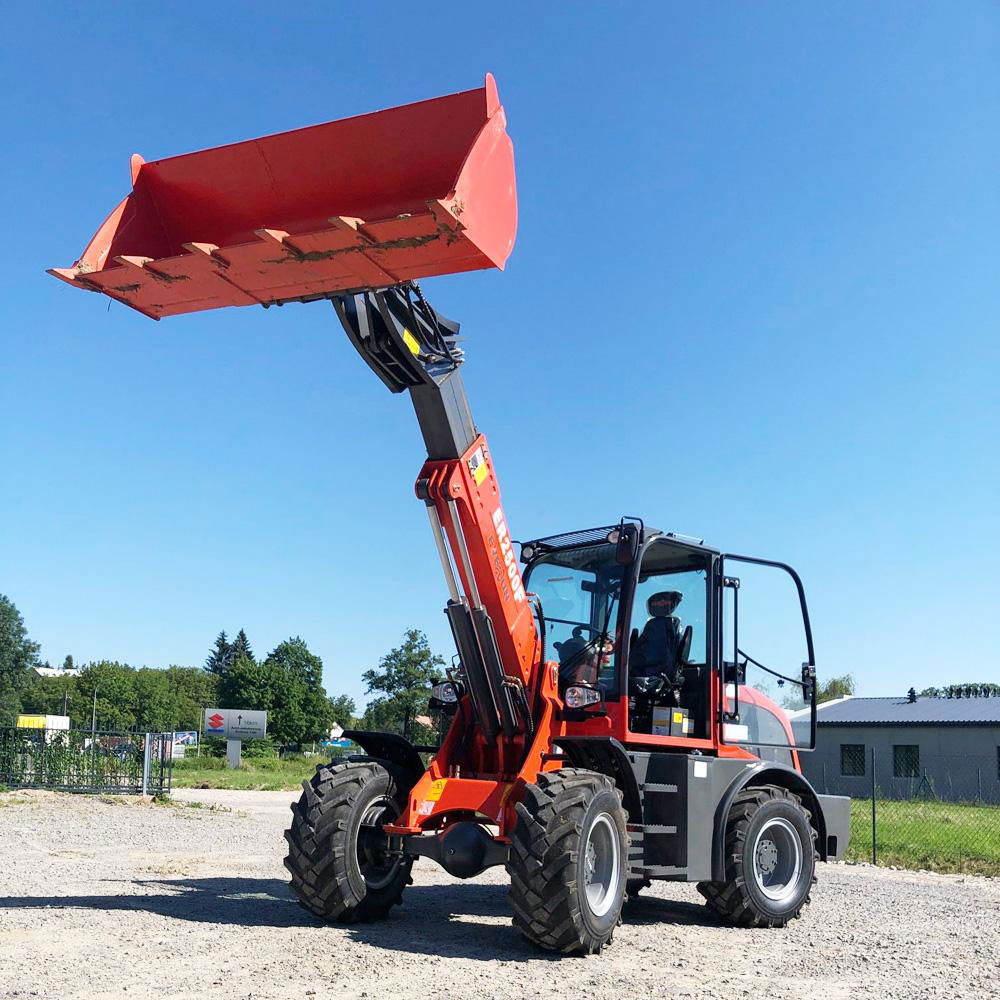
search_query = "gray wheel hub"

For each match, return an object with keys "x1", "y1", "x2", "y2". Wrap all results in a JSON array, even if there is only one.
[
  {"x1": 582, "y1": 812, "x2": 620, "y2": 918},
  {"x1": 751, "y1": 816, "x2": 803, "y2": 903}
]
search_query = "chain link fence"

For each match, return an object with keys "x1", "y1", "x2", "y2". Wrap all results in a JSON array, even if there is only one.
[
  {"x1": 0, "y1": 727, "x2": 173, "y2": 795},
  {"x1": 815, "y1": 747, "x2": 1000, "y2": 876}
]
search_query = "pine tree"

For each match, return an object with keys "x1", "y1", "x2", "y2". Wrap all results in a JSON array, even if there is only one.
[
  {"x1": 231, "y1": 629, "x2": 254, "y2": 665},
  {"x1": 205, "y1": 631, "x2": 233, "y2": 675}
]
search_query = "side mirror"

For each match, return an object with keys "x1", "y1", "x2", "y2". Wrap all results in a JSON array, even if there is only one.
[
  {"x1": 801, "y1": 663, "x2": 816, "y2": 702},
  {"x1": 610, "y1": 523, "x2": 640, "y2": 565},
  {"x1": 724, "y1": 659, "x2": 747, "y2": 686}
]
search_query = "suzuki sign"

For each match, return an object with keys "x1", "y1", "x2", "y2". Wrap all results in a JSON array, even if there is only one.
[{"x1": 203, "y1": 708, "x2": 267, "y2": 741}]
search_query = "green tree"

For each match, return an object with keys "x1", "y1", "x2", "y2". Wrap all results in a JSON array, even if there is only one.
[
  {"x1": 263, "y1": 638, "x2": 333, "y2": 742},
  {"x1": 134, "y1": 668, "x2": 176, "y2": 731},
  {"x1": 205, "y1": 631, "x2": 233, "y2": 675},
  {"x1": 924, "y1": 682, "x2": 1000, "y2": 699},
  {"x1": 220, "y1": 655, "x2": 308, "y2": 745},
  {"x1": 20, "y1": 671, "x2": 76, "y2": 717},
  {"x1": 328, "y1": 693, "x2": 357, "y2": 728},
  {"x1": 0, "y1": 594, "x2": 40, "y2": 723},
  {"x1": 816, "y1": 674, "x2": 855, "y2": 703},
  {"x1": 62, "y1": 654, "x2": 75, "y2": 671},
  {"x1": 164, "y1": 666, "x2": 219, "y2": 731},
  {"x1": 74, "y1": 662, "x2": 137, "y2": 731},
  {"x1": 361, "y1": 630, "x2": 443, "y2": 741},
  {"x1": 231, "y1": 629, "x2": 254, "y2": 665}
]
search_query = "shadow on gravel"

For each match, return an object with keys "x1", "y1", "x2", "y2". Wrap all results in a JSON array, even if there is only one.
[
  {"x1": 0, "y1": 878, "x2": 308, "y2": 929},
  {"x1": 0, "y1": 878, "x2": 716, "y2": 958},
  {"x1": 622, "y1": 894, "x2": 721, "y2": 928}
]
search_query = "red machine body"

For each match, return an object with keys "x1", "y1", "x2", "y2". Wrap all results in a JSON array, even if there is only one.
[{"x1": 50, "y1": 74, "x2": 843, "y2": 954}]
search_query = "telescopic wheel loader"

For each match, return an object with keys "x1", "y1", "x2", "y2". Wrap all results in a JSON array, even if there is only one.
[{"x1": 52, "y1": 74, "x2": 850, "y2": 954}]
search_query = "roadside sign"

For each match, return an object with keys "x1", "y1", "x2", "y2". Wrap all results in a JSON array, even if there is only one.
[
  {"x1": 172, "y1": 731, "x2": 198, "y2": 759},
  {"x1": 205, "y1": 710, "x2": 226, "y2": 736},
  {"x1": 16, "y1": 714, "x2": 70, "y2": 730},
  {"x1": 203, "y1": 708, "x2": 267, "y2": 740},
  {"x1": 228, "y1": 710, "x2": 267, "y2": 740}
]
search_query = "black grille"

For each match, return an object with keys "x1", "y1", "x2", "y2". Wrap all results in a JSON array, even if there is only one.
[{"x1": 526, "y1": 526, "x2": 619, "y2": 553}]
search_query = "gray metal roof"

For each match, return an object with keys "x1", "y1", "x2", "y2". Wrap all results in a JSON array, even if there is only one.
[{"x1": 815, "y1": 696, "x2": 1000, "y2": 726}]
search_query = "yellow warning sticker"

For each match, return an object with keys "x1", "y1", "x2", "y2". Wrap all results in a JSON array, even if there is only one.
[
  {"x1": 402, "y1": 329, "x2": 420, "y2": 356},
  {"x1": 468, "y1": 446, "x2": 489, "y2": 486},
  {"x1": 426, "y1": 779, "x2": 448, "y2": 801},
  {"x1": 674, "y1": 712, "x2": 683, "y2": 723}
]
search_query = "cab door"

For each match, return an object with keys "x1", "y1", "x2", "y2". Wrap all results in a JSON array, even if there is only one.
[
  {"x1": 622, "y1": 538, "x2": 715, "y2": 750},
  {"x1": 717, "y1": 554, "x2": 817, "y2": 765}
]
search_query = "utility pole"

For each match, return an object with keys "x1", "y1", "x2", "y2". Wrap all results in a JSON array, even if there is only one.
[{"x1": 91, "y1": 687, "x2": 98, "y2": 734}]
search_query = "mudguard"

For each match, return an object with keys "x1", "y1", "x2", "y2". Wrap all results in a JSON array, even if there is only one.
[{"x1": 711, "y1": 762, "x2": 846, "y2": 880}]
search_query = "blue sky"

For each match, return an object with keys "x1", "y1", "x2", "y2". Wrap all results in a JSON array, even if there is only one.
[{"x1": 2, "y1": 4, "x2": 997, "y2": 706}]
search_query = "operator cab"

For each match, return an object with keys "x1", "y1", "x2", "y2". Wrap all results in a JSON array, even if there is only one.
[
  {"x1": 521, "y1": 523, "x2": 816, "y2": 756},
  {"x1": 521, "y1": 526, "x2": 713, "y2": 740}
]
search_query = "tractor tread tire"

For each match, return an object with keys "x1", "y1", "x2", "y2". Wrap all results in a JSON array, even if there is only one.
[
  {"x1": 696, "y1": 783, "x2": 818, "y2": 928},
  {"x1": 506, "y1": 768, "x2": 627, "y2": 955},
  {"x1": 283, "y1": 759, "x2": 412, "y2": 924}
]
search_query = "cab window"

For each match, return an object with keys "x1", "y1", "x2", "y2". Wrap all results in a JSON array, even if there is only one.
[{"x1": 626, "y1": 541, "x2": 710, "y2": 738}]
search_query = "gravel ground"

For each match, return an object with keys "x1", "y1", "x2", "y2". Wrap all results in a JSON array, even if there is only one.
[{"x1": 0, "y1": 787, "x2": 997, "y2": 1000}]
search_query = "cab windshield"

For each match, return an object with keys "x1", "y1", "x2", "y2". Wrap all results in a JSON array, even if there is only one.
[{"x1": 523, "y1": 543, "x2": 623, "y2": 698}]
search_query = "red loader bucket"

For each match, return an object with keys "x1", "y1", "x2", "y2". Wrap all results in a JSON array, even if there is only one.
[{"x1": 49, "y1": 75, "x2": 516, "y2": 320}]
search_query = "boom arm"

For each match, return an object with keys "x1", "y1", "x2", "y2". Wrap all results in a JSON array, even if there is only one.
[{"x1": 331, "y1": 285, "x2": 539, "y2": 746}]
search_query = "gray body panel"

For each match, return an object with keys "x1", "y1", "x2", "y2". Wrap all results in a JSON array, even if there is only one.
[
  {"x1": 622, "y1": 747, "x2": 849, "y2": 882},
  {"x1": 557, "y1": 737, "x2": 848, "y2": 883},
  {"x1": 625, "y1": 751, "x2": 751, "y2": 881},
  {"x1": 817, "y1": 793, "x2": 851, "y2": 860}
]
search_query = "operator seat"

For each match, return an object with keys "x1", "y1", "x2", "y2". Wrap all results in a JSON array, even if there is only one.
[{"x1": 630, "y1": 591, "x2": 684, "y2": 680}]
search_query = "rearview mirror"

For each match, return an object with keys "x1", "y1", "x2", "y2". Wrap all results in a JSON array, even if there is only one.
[{"x1": 610, "y1": 523, "x2": 640, "y2": 565}]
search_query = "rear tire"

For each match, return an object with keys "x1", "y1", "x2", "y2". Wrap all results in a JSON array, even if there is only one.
[
  {"x1": 697, "y1": 784, "x2": 817, "y2": 928},
  {"x1": 284, "y1": 759, "x2": 413, "y2": 923},
  {"x1": 507, "y1": 769, "x2": 628, "y2": 954}
]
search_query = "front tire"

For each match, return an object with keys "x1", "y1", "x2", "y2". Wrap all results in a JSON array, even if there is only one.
[
  {"x1": 507, "y1": 769, "x2": 628, "y2": 954},
  {"x1": 284, "y1": 759, "x2": 413, "y2": 923},
  {"x1": 698, "y1": 784, "x2": 817, "y2": 927}
]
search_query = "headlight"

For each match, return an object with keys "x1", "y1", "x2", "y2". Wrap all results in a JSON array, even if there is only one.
[
  {"x1": 430, "y1": 682, "x2": 458, "y2": 704},
  {"x1": 564, "y1": 686, "x2": 601, "y2": 709}
]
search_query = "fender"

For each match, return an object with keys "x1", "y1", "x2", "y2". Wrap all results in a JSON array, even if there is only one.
[
  {"x1": 343, "y1": 730, "x2": 427, "y2": 791},
  {"x1": 711, "y1": 762, "x2": 828, "y2": 881},
  {"x1": 555, "y1": 736, "x2": 643, "y2": 825}
]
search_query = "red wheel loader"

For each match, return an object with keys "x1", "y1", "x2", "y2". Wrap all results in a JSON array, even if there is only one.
[{"x1": 51, "y1": 74, "x2": 850, "y2": 954}]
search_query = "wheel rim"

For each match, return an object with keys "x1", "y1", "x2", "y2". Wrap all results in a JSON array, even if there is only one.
[
  {"x1": 583, "y1": 813, "x2": 620, "y2": 917},
  {"x1": 751, "y1": 817, "x2": 803, "y2": 903},
  {"x1": 357, "y1": 795, "x2": 401, "y2": 891}
]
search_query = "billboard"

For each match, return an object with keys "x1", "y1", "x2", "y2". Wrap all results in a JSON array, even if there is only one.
[{"x1": 203, "y1": 709, "x2": 267, "y2": 741}]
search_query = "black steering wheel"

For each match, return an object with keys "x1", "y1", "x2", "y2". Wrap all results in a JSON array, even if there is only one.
[{"x1": 631, "y1": 673, "x2": 669, "y2": 698}]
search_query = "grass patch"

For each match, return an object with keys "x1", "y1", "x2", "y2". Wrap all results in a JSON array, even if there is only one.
[
  {"x1": 170, "y1": 754, "x2": 335, "y2": 791},
  {"x1": 845, "y1": 798, "x2": 1000, "y2": 876}
]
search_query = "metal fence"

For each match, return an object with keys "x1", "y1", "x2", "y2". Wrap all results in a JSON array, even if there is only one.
[
  {"x1": 0, "y1": 727, "x2": 173, "y2": 795},
  {"x1": 817, "y1": 747, "x2": 1000, "y2": 876}
]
